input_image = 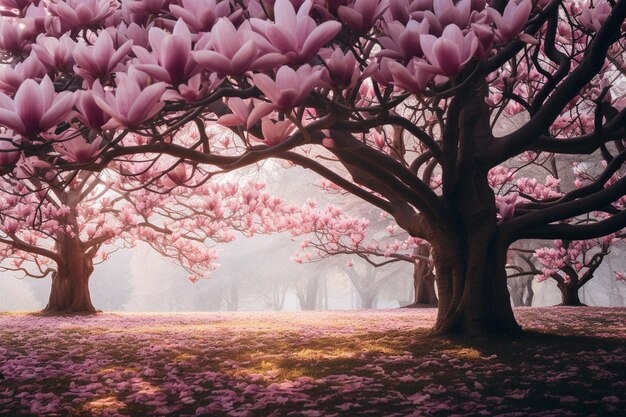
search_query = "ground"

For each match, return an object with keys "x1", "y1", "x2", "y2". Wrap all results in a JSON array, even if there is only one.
[{"x1": 0, "y1": 308, "x2": 624, "y2": 417}]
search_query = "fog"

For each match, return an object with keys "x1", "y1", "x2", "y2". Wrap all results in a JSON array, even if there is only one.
[{"x1": 1, "y1": 163, "x2": 626, "y2": 312}]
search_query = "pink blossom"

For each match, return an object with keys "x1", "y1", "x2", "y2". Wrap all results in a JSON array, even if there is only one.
[
  {"x1": 93, "y1": 68, "x2": 165, "y2": 130},
  {"x1": 192, "y1": 18, "x2": 284, "y2": 75},
  {"x1": 217, "y1": 98, "x2": 251, "y2": 127},
  {"x1": 388, "y1": 58, "x2": 434, "y2": 93},
  {"x1": 75, "y1": 82, "x2": 111, "y2": 129},
  {"x1": 251, "y1": 0, "x2": 341, "y2": 64},
  {"x1": 248, "y1": 65, "x2": 323, "y2": 127},
  {"x1": 47, "y1": 0, "x2": 117, "y2": 29},
  {"x1": 259, "y1": 119, "x2": 296, "y2": 146},
  {"x1": 169, "y1": 0, "x2": 237, "y2": 32},
  {"x1": 0, "y1": 75, "x2": 75, "y2": 136},
  {"x1": 0, "y1": 17, "x2": 35, "y2": 54},
  {"x1": 379, "y1": 19, "x2": 430, "y2": 61},
  {"x1": 579, "y1": 0, "x2": 612, "y2": 32},
  {"x1": 322, "y1": 48, "x2": 360, "y2": 89},
  {"x1": 495, "y1": 192, "x2": 519, "y2": 221},
  {"x1": 0, "y1": 139, "x2": 20, "y2": 165},
  {"x1": 432, "y1": 0, "x2": 472, "y2": 28},
  {"x1": 31, "y1": 34, "x2": 76, "y2": 72},
  {"x1": 134, "y1": 19, "x2": 198, "y2": 85},
  {"x1": 0, "y1": 52, "x2": 46, "y2": 95},
  {"x1": 54, "y1": 136, "x2": 103, "y2": 163},
  {"x1": 338, "y1": 0, "x2": 388, "y2": 32},
  {"x1": 419, "y1": 24, "x2": 479, "y2": 76},
  {"x1": 73, "y1": 30, "x2": 132, "y2": 83},
  {"x1": 487, "y1": 0, "x2": 533, "y2": 42}
]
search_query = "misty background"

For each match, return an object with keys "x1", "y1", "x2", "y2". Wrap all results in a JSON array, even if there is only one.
[{"x1": 2, "y1": 162, "x2": 626, "y2": 312}]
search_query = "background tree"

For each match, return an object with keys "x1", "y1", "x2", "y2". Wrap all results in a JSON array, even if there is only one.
[
  {"x1": 0, "y1": 157, "x2": 290, "y2": 312},
  {"x1": 1, "y1": 0, "x2": 625, "y2": 334},
  {"x1": 290, "y1": 193, "x2": 437, "y2": 307}
]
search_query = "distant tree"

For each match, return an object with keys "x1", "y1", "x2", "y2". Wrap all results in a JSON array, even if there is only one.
[
  {"x1": 290, "y1": 195, "x2": 437, "y2": 307},
  {"x1": 2, "y1": 0, "x2": 626, "y2": 334},
  {"x1": 0, "y1": 161, "x2": 287, "y2": 313}
]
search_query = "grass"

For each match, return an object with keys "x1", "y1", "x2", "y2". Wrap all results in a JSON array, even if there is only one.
[{"x1": 0, "y1": 308, "x2": 624, "y2": 416}]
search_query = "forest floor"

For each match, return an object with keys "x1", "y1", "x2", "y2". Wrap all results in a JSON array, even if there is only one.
[{"x1": 0, "y1": 308, "x2": 624, "y2": 417}]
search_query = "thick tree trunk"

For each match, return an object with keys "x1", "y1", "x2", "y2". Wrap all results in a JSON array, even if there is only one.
[
  {"x1": 411, "y1": 260, "x2": 438, "y2": 307},
  {"x1": 558, "y1": 283, "x2": 585, "y2": 306},
  {"x1": 44, "y1": 237, "x2": 96, "y2": 313},
  {"x1": 429, "y1": 171, "x2": 520, "y2": 335}
]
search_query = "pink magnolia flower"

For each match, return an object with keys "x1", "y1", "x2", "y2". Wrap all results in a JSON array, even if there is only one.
[
  {"x1": 169, "y1": 0, "x2": 239, "y2": 32},
  {"x1": 0, "y1": 75, "x2": 75, "y2": 136},
  {"x1": 259, "y1": 119, "x2": 296, "y2": 146},
  {"x1": 387, "y1": 58, "x2": 434, "y2": 93},
  {"x1": 432, "y1": 0, "x2": 472, "y2": 28},
  {"x1": 168, "y1": 73, "x2": 223, "y2": 102},
  {"x1": 338, "y1": 0, "x2": 388, "y2": 32},
  {"x1": 217, "y1": 97, "x2": 251, "y2": 127},
  {"x1": 419, "y1": 24, "x2": 479, "y2": 76},
  {"x1": 22, "y1": 2, "x2": 46, "y2": 33},
  {"x1": 107, "y1": 22, "x2": 149, "y2": 49},
  {"x1": 134, "y1": 19, "x2": 199, "y2": 85},
  {"x1": 93, "y1": 68, "x2": 165, "y2": 130},
  {"x1": 73, "y1": 30, "x2": 132, "y2": 83},
  {"x1": 487, "y1": 0, "x2": 532, "y2": 42},
  {"x1": 578, "y1": 0, "x2": 612, "y2": 32},
  {"x1": 0, "y1": 139, "x2": 20, "y2": 166},
  {"x1": 31, "y1": 34, "x2": 76, "y2": 71},
  {"x1": 251, "y1": 0, "x2": 342, "y2": 64},
  {"x1": 322, "y1": 48, "x2": 360, "y2": 89},
  {"x1": 0, "y1": 17, "x2": 35, "y2": 54},
  {"x1": 75, "y1": 82, "x2": 111, "y2": 129},
  {"x1": 248, "y1": 65, "x2": 323, "y2": 128},
  {"x1": 0, "y1": 52, "x2": 46, "y2": 95},
  {"x1": 2, "y1": 217, "x2": 19, "y2": 234},
  {"x1": 47, "y1": 0, "x2": 117, "y2": 29},
  {"x1": 13, "y1": 155, "x2": 55, "y2": 179},
  {"x1": 162, "y1": 163, "x2": 191, "y2": 187},
  {"x1": 0, "y1": 0, "x2": 36, "y2": 14},
  {"x1": 54, "y1": 136, "x2": 103, "y2": 163},
  {"x1": 379, "y1": 19, "x2": 430, "y2": 61},
  {"x1": 495, "y1": 192, "x2": 520, "y2": 221},
  {"x1": 193, "y1": 18, "x2": 285, "y2": 75},
  {"x1": 388, "y1": 0, "x2": 434, "y2": 24}
]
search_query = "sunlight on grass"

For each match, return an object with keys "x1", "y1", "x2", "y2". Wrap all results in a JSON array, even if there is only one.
[
  {"x1": 292, "y1": 347, "x2": 356, "y2": 360},
  {"x1": 83, "y1": 396, "x2": 125, "y2": 412},
  {"x1": 441, "y1": 347, "x2": 483, "y2": 360}
]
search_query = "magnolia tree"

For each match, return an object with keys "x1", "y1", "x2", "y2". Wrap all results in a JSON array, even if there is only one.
[
  {"x1": 501, "y1": 155, "x2": 626, "y2": 306},
  {"x1": 1, "y1": 0, "x2": 625, "y2": 333},
  {"x1": 290, "y1": 191, "x2": 438, "y2": 306},
  {"x1": 0, "y1": 160, "x2": 289, "y2": 312}
]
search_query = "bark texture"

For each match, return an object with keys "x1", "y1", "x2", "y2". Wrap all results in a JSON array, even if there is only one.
[{"x1": 44, "y1": 235, "x2": 96, "y2": 313}]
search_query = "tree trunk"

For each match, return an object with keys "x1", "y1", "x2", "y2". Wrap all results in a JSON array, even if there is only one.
[
  {"x1": 429, "y1": 171, "x2": 520, "y2": 335},
  {"x1": 44, "y1": 237, "x2": 96, "y2": 313},
  {"x1": 410, "y1": 259, "x2": 438, "y2": 307},
  {"x1": 558, "y1": 283, "x2": 585, "y2": 306},
  {"x1": 509, "y1": 276, "x2": 534, "y2": 307},
  {"x1": 297, "y1": 275, "x2": 319, "y2": 310},
  {"x1": 359, "y1": 291, "x2": 376, "y2": 309},
  {"x1": 523, "y1": 277, "x2": 534, "y2": 306},
  {"x1": 226, "y1": 283, "x2": 239, "y2": 311}
]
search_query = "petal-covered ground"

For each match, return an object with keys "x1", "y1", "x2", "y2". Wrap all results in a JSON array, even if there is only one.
[{"x1": 0, "y1": 308, "x2": 624, "y2": 417}]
